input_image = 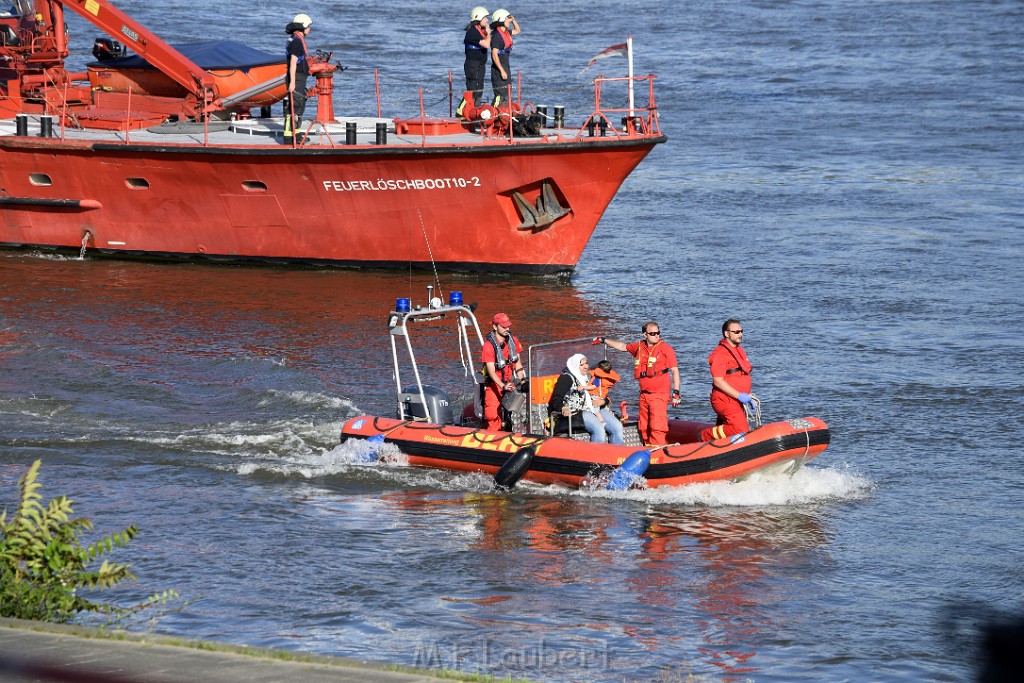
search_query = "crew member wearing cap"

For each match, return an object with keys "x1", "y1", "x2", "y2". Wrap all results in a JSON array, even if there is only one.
[
  {"x1": 480, "y1": 312, "x2": 526, "y2": 431},
  {"x1": 284, "y1": 13, "x2": 313, "y2": 143},
  {"x1": 595, "y1": 321, "x2": 681, "y2": 446}
]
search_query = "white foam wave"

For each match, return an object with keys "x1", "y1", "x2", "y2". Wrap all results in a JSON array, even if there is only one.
[
  {"x1": 16, "y1": 252, "x2": 83, "y2": 262},
  {"x1": 574, "y1": 463, "x2": 874, "y2": 507},
  {"x1": 119, "y1": 417, "x2": 342, "y2": 462},
  {"x1": 236, "y1": 440, "x2": 516, "y2": 493},
  {"x1": 257, "y1": 390, "x2": 355, "y2": 410}
]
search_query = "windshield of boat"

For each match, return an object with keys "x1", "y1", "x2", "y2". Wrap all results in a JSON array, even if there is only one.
[{"x1": 525, "y1": 337, "x2": 620, "y2": 433}]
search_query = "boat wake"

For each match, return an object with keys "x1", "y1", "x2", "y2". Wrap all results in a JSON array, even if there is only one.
[
  {"x1": 263, "y1": 440, "x2": 873, "y2": 507},
  {"x1": 573, "y1": 463, "x2": 874, "y2": 507}
]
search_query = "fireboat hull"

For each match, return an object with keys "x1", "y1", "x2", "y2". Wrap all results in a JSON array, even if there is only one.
[{"x1": 0, "y1": 133, "x2": 661, "y2": 274}]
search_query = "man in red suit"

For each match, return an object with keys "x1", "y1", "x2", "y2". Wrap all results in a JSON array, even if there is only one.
[
  {"x1": 596, "y1": 321, "x2": 680, "y2": 446},
  {"x1": 700, "y1": 319, "x2": 754, "y2": 442}
]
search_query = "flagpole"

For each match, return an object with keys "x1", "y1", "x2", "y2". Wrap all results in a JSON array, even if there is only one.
[{"x1": 627, "y1": 36, "x2": 634, "y2": 118}]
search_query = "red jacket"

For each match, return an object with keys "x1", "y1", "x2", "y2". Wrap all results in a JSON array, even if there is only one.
[
  {"x1": 625, "y1": 340, "x2": 678, "y2": 394},
  {"x1": 708, "y1": 339, "x2": 752, "y2": 395}
]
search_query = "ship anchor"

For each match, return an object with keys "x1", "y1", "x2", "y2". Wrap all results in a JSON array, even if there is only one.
[{"x1": 512, "y1": 180, "x2": 570, "y2": 231}]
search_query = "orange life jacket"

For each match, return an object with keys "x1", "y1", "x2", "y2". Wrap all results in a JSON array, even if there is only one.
[
  {"x1": 587, "y1": 367, "x2": 621, "y2": 400},
  {"x1": 494, "y1": 26, "x2": 513, "y2": 54}
]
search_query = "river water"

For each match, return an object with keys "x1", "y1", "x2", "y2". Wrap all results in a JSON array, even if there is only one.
[{"x1": 2, "y1": 1, "x2": 1023, "y2": 681}]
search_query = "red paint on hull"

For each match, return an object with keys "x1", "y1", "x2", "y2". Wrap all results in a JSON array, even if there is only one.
[
  {"x1": 0, "y1": 136, "x2": 661, "y2": 273},
  {"x1": 341, "y1": 416, "x2": 830, "y2": 488}
]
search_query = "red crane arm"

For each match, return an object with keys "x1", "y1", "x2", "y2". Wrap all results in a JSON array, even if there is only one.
[{"x1": 53, "y1": 0, "x2": 217, "y2": 101}]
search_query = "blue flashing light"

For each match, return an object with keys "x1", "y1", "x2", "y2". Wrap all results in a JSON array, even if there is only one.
[
  {"x1": 449, "y1": 291, "x2": 463, "y2": 306},
  {"x1": 396, "y1": 297, "x2": 411, "y2": 313}
]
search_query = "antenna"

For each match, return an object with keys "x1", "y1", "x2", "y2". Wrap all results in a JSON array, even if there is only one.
[{"x1": 417, "y1": 210, "x2": 443, "y2": 303}]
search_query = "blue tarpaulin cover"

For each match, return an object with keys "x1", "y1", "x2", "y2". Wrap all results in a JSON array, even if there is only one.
[{"x1": 88, "y1": 41, "x2": 283, "y2": 71}]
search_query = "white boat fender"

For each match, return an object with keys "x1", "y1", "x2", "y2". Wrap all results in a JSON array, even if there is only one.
[
  {"x1": 353, "y1": 433, "x2": 386, "y2": 463},
  {"x1": 493, "y1": 445, "x2": 536, "y2": 489},
  {"x1": 606, "y1": 449, "x2": 651, "y2": 491}
]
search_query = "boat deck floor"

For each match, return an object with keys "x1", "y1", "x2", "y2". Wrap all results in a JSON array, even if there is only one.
[{"x1": 0, "y1": 115, "x2": 600, "y2": 148}]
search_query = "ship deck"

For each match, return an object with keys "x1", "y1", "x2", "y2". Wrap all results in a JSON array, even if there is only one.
[{"x1": 0, "y1": 114, "x2": 651, "y2": 150}]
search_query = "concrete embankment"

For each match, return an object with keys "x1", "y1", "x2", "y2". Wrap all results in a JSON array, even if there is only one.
[{"x1": 0, "y1": 617, "x2": 487, "y2": 682}]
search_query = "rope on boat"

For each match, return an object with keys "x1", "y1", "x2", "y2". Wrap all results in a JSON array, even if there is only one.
[
  {"x1": 744, "y1": 393, "x2": 762, "y2": 428},
  {"x1": 371, "y1": 416, "x2": 413, "y2": 434},
  {"x1": 659, "y1": 442, "x2": 712, "y2": 460},
  {"x1": 372, "y1": 417, "x2": 543, "y2": 449}
]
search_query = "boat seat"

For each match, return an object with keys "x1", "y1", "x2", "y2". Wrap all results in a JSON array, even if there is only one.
[
  {"x1": 545, "y1": 411, "x2": 646, "y2": 446},
  {"x1": 547, "y1": 411, "x2": 590, "y2": 441}
]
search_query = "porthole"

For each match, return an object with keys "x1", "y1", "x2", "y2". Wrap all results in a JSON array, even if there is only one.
[
  {"x1": 241, "y1": 180, "x2": 268, "y2": 192},
  {"x1": 29, "y1": 173, "x2": 52, "y2": 186},
  {"x1": 125, "y1": 177, "x2": 150, "y2": 189}
]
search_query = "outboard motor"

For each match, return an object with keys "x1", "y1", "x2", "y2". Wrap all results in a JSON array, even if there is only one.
[
  {"x1": 92, "y1": 37, "x2": 124, "y2": 61},
  {"x1": 399, "y1": 385, "x2": 453, "y2": 424}
]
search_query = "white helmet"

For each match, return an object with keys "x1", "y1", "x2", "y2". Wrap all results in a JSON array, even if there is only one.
[
  {"x1": 292, "y1": 13, "x2": 312, "y2": 29},
  {"x1": 470, "y1": 6, "x2": 488, "y2": 22},
  {"x1": 491, "y1": 8, "x2": 510, "y2": 23}
]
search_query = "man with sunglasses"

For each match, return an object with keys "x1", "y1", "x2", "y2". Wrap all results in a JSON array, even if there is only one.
[
  {"x1": 594, "y1": 322, "x2": 680, "y2": 446},
  {"x1": 700, "y1": 319, "x2": 754, "y2": 442}
]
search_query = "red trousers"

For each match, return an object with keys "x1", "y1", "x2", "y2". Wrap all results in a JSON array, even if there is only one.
[
  {"x1": 638, "y1": 392, "x2": 669, "y2": 446},
  {"x1": 483, "y1": 383, "x2": 505, "y2": 431},
  {"x1": 700, "y1": 393, "x2": 750, "y2": 442}
]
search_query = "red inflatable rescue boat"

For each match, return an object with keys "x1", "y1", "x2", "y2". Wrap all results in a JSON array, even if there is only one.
[{"x1": 338, "y1": 288, "x2": 830, "y2": 490}]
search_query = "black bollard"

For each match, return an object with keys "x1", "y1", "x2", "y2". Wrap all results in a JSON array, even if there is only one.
[
  {"x1": 346, "y1": 121, "x2": 357, "y2": 145},
  {"x1": 375, "y1": 121, "x2": 387, "y2": 145},
  {"x1": 15, "y1": 114, "x2": 28, "y2": 136},
  {"x1": 39, "y1": 115, "x2": 53, "y2": 138},
  {"x1": 586, "y1": 119, "x2": 596, "y2": 137},
  {"x1": 553, "y1": 105, "x2": 564, "y2": 129},
  {"x1": 536, "y1": 105, "x2": 548, "y2": 128},
  {"x1": 598, "y1": 118, "x2": 608, "y2": 136}
]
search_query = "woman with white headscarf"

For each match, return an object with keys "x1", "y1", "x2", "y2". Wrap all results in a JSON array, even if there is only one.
[{"x1": 547, "y1": 353, "x2": 625, "y2": 444}]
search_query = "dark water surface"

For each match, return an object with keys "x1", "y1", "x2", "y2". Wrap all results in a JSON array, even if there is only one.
[{"x1": 3, "y1": 1, "x2": 1024, "y2": 681}]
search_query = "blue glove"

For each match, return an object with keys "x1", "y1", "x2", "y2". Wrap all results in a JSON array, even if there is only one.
[{"x1": 737, "y1": 392, "x2": 752, "y2": 405}]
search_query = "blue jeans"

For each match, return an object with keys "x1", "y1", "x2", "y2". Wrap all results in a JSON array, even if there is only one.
[{"x1": 582, "y1": 409, "x2": 625, "y2": 445}]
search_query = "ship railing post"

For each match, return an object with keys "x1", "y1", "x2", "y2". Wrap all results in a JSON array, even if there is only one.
[
  {"x1": 60, "y1": 81, "x2": 67, "y2": 141},
  {"x1": 375, "y1": 69, "x2": 381, "y2": 119},
  {"x1": 648, "y1": 74, "x2": 658, "y2": 134},
  {"x1": 419, "y1": 88, "x2": 425, "y2": 147},
  {"x1": 448, "y1": 70, "x2": 453, "y2": 118},
  {"x1": 125, "y1": 87, "x2": 131, "y2": 144},
  {"x1": 627, "y1": 36, "x2": 634, "y2": 119},
  {"x1": 506, "y1": 84, "x2": 514, "y2": 143}
]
